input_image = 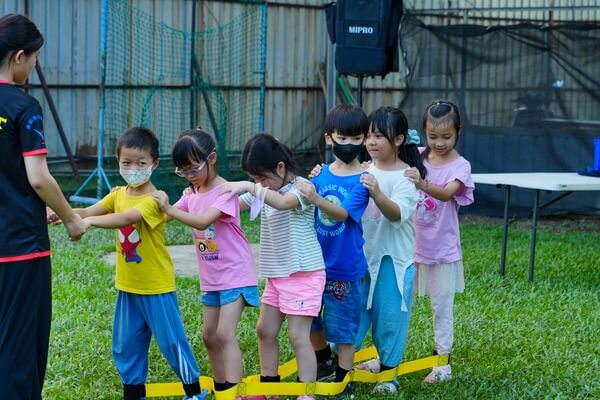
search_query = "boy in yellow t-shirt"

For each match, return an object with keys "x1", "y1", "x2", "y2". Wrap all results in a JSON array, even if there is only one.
[{"x1": 76, "y1": 127, "x2": 206, "y2": 400}]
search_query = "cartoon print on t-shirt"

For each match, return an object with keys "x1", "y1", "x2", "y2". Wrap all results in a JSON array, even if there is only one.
[
  {"x1": 194, "y1": 225, "x2": 219, "y2": 261},
  {"x1": 317, "y1": 194, "x2": 342, "y2": 227},
  {"x1": 416, "y1": 192, "x2": 440, "y2": 225},
  {"x1": 118, "y1": 225, "x2": 142, "y2": 263}
]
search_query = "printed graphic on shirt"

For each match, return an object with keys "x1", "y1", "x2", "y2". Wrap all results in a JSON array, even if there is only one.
[
  {"x1": 26, "y1": 114, "x2": 45, "y2": 144},
  {"x1": 416, "y1": 192, "x2": 440, "y2": 225},
  {"x1": 0, "y1": 115, "x2": 7, "y2": 131},
  {"x1": 315, "y1": 186, "x2": 347, "y2": 238},
  {"x1": 317, "y1": 194, "x2": 342, "y2": 227},
  {"x1": 118, "y1": 225, "x2": 142, "y2": 263},
  {"x1": 193, "y1": 225, "x2": 219, "y2": 261}
]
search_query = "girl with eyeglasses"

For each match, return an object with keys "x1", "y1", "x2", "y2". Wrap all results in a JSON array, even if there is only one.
[
  {"x1": 404, "y1": 100, "x2": 475, "y2": 383},
  {"x1": 151, "y1": 128, "x2": 259, "y2": 397}
]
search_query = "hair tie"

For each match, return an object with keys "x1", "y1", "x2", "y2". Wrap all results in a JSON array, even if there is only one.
[{"x1": 406, "y1": 129, "x2": 421, "y2": 145}]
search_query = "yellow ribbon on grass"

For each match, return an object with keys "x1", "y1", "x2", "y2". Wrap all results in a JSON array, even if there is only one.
[{"x1": 145, "y1": 346, "x2": 449, "y2": 398}]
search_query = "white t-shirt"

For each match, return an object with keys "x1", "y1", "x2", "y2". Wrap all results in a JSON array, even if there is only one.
[
  {"x1": 240, "y1": 176, "x2": 325, "y2": 278},
  {"x1": 362, "y1": 164, "x2": 419, "y2": 310}
]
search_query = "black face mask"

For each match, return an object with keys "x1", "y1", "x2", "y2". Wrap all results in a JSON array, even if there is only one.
[{"x1": 331, "y1": 139, "x2": 363, "y2": 164}]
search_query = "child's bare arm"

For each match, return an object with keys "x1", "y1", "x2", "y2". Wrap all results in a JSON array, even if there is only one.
[
  {"x1": 262, "y1": 189, "x2": 300, "y2": 210},
  {"x1": 165, "y1": 206, "x2": 221, "y2": 231},
  {"x1": 74, "y1": 203, "x2": 109, "y2": 218},
  {"x1": 404, "y1": 167, "x2": 463, "y2": 202},
  {"x1": 222, "y1": 181, "x2": 299, "y2": 210},
  {"x1": 360, "y1": 174, "x2": 400, "y2": 221},
  {"x1": 152, "y1": 190, "x2": 221, "y2": 230},
  {"x1": 295, "y1": 180, "x2": 348, "y2": 221},
  {"x1": 85, "y1": 208, "x2": 143, "y2": 229}
]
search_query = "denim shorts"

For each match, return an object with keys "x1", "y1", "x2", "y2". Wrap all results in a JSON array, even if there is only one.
[
  {"x1": 201, "y1": 286, "x2": 260, "y2": 307},
  {"x1": 311, "y1": 278, "x2": 363, "y2": 344}
]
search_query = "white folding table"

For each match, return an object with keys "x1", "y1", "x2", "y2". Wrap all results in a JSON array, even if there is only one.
[{"x1": 472, "y1": 173, "x2": 600, "y2": 282}]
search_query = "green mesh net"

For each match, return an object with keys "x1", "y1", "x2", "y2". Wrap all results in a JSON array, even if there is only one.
[{"x1": 103, "y1": 0, "x2": 266, "y2": 180}]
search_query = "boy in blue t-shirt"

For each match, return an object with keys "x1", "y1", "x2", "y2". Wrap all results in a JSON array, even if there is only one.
[{"x1": 295, "y1": 104, "x2": 370, "y2": 399}]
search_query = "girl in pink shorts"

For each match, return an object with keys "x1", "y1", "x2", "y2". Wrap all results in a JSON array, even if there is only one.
[{"x1": 224, "y1": 133, "x2": 326, "y2": 400}]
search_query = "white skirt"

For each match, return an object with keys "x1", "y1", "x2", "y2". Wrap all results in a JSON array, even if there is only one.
[{"x1": 415, "y1": 261, "x2": 465, "y2": 296}]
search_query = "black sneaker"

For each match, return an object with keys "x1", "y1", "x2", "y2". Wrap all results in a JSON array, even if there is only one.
[
  {"x1": 335, "y1": 382, "x2": 353, "y2": 400},
  {"x1": 316, "y1": 358, "x2": 336, "y2": 382}
]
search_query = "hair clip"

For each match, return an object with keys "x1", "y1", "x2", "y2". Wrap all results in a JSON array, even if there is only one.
[{"x1": 406, "y1": 129, "x2": 421, "y2": 145}]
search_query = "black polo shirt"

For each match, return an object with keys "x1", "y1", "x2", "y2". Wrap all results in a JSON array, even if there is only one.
[{"x1": 0, "y1": 82, "x2": 50, "y2": 262}]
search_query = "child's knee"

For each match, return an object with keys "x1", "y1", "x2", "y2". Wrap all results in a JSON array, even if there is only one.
[
  {"x1": 202, "y1": 329, "x2": 219, "y2": 348},
  {"x1": 256, "y1": 321, "x2": 278, "y2": 342},
  {"x1": 287, "y1": 329, "x2": 310, "y2": 350},
  {"x1": 215, "y1": 325, "x2": 238, "y2": 345}
]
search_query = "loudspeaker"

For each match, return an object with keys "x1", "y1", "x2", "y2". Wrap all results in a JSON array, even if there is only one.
[{"x1": 326, "y1": 0, "x2": 402, "y2": 77}]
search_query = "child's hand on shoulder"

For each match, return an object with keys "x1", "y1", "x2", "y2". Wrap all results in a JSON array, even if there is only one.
[
  {"x1": 308, "y1": 163, "x2": 324, "y2": 179},
  {"x1": 360, "y1": 173, "x2": 382, "y2": 199},
  {"x1": 294, "y1": 179, "x2": 318, "y2": 204},
  {"x1": 404, "y1": 167, "x2": 424, "y2": 189},
  {"x1": 151, "y1": 190, "x2": 171, "y2": 211}
]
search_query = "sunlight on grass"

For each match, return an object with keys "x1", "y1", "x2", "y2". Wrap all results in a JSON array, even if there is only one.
[{"x1": 43, "y1": 214, "x2": 600, "y2": 399}]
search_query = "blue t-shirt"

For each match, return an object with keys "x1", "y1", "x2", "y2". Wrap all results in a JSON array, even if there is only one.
[{"x1": 311, "y1": 165, "x2": 369, "y2": 281}]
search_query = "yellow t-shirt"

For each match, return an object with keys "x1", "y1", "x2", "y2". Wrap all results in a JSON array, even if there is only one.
[{"x1": 99, "y1": 188, "x2": 175, "y2": 294}]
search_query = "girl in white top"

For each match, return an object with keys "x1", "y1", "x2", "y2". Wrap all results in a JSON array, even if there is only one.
[
  {"x1": 223, "y1": 134, "x2": 325, "y2": 400},
  {"x1": 354, "y1": 106, "x2": 423, "y2": 395}
]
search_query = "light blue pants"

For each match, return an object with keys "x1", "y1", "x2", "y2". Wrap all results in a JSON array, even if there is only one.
[
  {"x1": 113, "y1": 291, "x2": 200, "y2": 385},
  {"x1": 356, "y1": 257, "x2": 416, "y2": 368}
]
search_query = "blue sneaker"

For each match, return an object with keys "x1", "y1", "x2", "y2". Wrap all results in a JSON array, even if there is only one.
[{"x1": 184, "y1": 389, "x2": 208, "y2": 400}]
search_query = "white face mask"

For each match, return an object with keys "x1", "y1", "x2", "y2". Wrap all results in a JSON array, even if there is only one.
[{"x1": 120, "y1": 165, "x2": 153, "y2": 187}]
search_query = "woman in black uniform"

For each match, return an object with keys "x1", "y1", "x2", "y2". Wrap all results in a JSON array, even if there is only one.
[{"x1": 0, "y1": 13, "x2": 88, "y2": 399}]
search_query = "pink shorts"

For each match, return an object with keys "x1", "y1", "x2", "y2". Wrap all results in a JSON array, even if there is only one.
[{"x1": 261, "y1": 269, "x2": 325, "y2": 317}]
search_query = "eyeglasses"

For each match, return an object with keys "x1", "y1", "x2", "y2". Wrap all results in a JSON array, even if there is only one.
[{"x1": 175, "y1": 161, "x2": 206, "y2": 177}]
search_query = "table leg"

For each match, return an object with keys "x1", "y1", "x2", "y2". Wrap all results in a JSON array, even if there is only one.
[
  {"x1": 500, "y1": 185, "x2": 511, "y2": 276},
  {"x1": 529, "y1": 189, "x2": 540, "y2": 282}
]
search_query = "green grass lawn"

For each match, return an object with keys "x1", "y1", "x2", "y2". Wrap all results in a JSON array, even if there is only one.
[{"x1": 43, "y1": 213, "x2": 600, "y2": 399}]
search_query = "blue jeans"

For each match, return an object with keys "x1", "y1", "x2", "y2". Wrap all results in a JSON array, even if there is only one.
[{"x1": 311, "y1": 278, "x2": 363, "y2": 344}]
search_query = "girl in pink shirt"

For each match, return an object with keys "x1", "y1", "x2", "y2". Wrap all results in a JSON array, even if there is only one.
[
  {"x1": 404, "y1": 100, "x2": 474, "y2": 384},
  {"x1": 152, "y1": 128, "x2": 259, "y2": 397}
]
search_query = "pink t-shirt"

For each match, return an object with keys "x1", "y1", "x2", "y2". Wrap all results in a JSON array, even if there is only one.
[
  {"x1": 415, "y1": 156, "x2": 474, "y2": 264},
  {"x1": 175, "y1": 185, "x2": 258, "y2": 292}
]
